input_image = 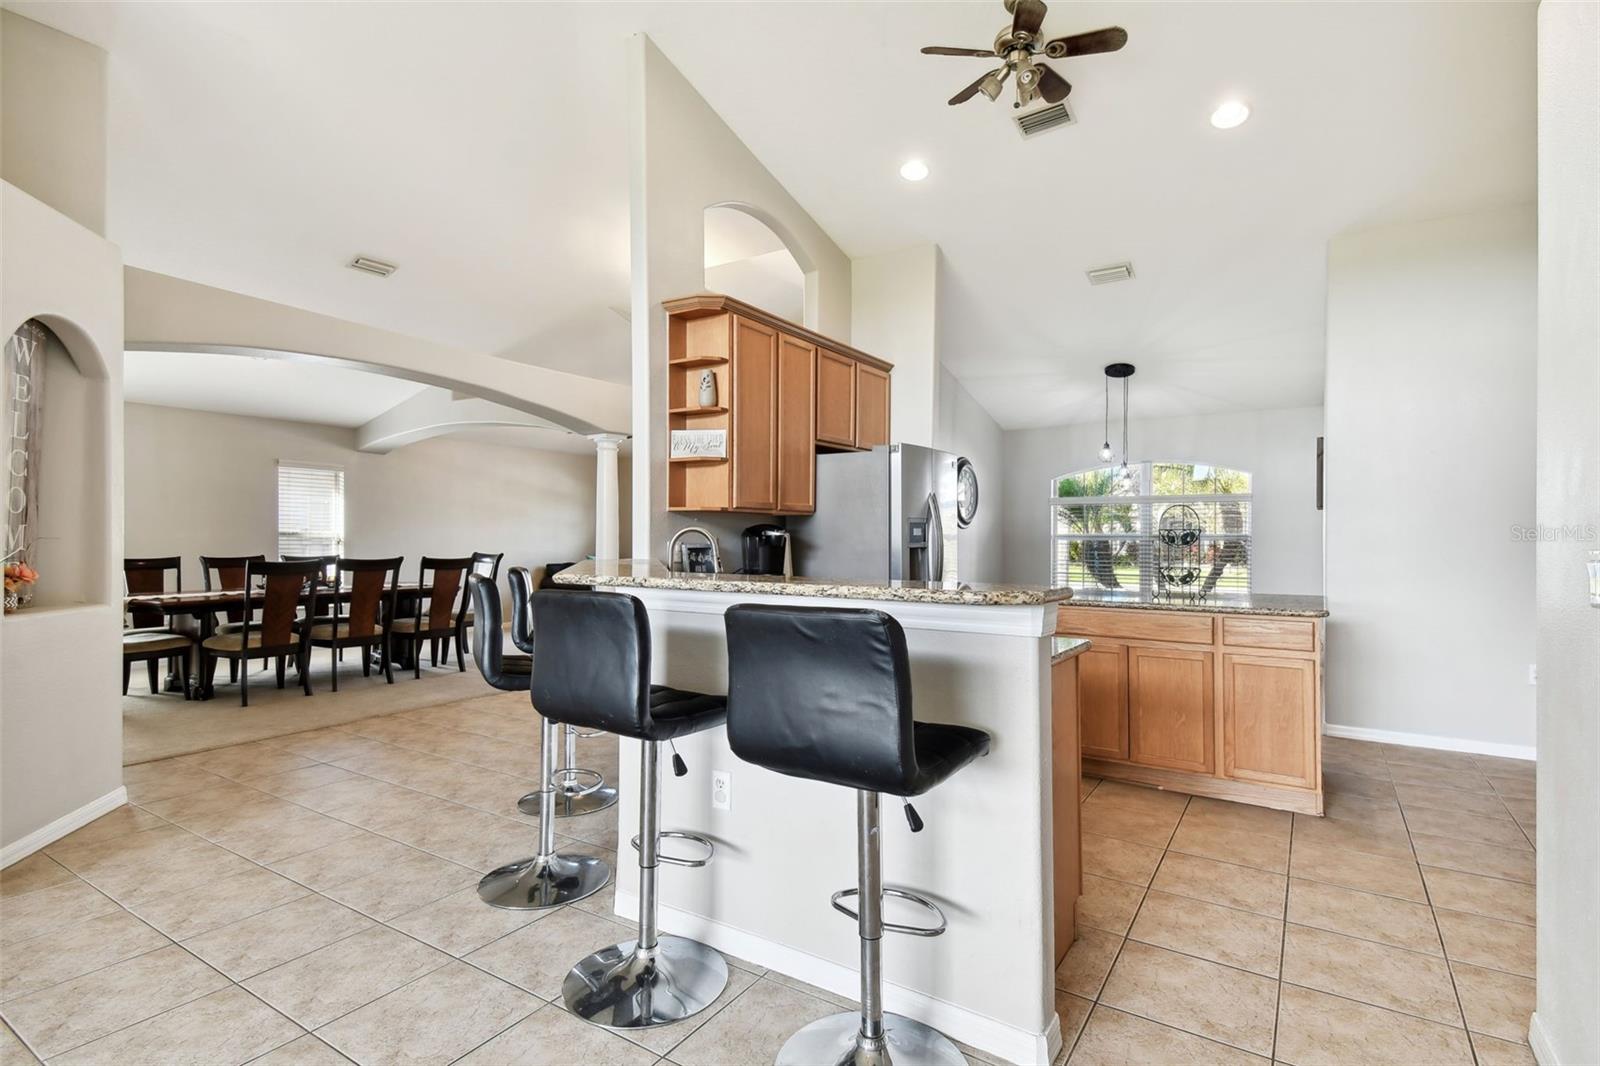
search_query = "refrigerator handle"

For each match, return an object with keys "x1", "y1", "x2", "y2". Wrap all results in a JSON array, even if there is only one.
[{"x1": 925, "y1": 492, "x2": 945, "y2": 583}]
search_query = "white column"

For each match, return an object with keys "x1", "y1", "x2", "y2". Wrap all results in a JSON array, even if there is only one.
[{"x1": 588, "y1": 433, "x2": 628, "y2": 561}]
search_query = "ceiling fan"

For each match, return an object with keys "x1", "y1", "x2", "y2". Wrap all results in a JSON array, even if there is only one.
[{"x1": 921, "y1": 0, "x2": 1127, "y2": 110}]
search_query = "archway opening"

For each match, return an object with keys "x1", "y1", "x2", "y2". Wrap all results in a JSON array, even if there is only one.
[{"x1": 703, "y1": 205, "x2": 804, "y2": 322}]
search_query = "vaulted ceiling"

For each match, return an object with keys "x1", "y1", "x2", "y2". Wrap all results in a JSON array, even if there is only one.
[{"x1": 13, "y1": 1, "x2": 1535, "y2": 429}]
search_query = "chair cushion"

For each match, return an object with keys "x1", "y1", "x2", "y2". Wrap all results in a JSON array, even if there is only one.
[
  {"x1": 907, "y1": 723, "x2": 992, "y2": 797},
  {"x1": 123, "y1": 631, "x2": 193, "y2": 655},
  {"x1": 215, "y1": 620, "x2": 249, "y2": 635},
  {"x1": 643, "y1": 685, "x2": 728, "y2": 740},
  {"x1": 308, "y1": 622, "x2": 371, "y2": 641},
  {"x1": 202, "y1": 632, "x2": 273, "y2": 653}
]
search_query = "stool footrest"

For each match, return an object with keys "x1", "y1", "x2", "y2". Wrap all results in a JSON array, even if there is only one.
[
  {"x1": 630, "y1": 830, "x2": 715, "y2": 868},
  {"x1": 830, "y1": 887, "x2": 947, "y2": 937},
  {"x1": 552, "y1": 767, "x2": 605, "y2": 798}
]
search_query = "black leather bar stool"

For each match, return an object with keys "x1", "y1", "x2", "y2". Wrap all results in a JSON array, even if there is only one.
[
  {"x1": 507, "y1": 566, "x2": 619, "y2": 818},
  {"x1": 467, "y1": 574, "x2": 530, "y2": 692},
  {"x1": 476, "y1": 579, "x2": 611, "y2": 911},
  {"x1": 530, "y1": 589, "x2": 730, "y2": 1029},
  {"x1": 725, "y1": 604, "x2": 992, "y2": 1066}
]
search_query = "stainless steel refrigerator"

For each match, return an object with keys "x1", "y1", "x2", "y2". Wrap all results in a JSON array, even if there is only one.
[{"x1": 791, "y1": 444, "x2": 961, "y2": 584}]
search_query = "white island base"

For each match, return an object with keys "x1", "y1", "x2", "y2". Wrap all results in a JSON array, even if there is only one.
[{"x1": 563, "y1": 568, "x2": 1073, "y2": 1066}]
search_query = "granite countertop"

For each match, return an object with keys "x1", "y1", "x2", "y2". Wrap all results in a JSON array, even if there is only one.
[
  {"x1": 552, "y1": 559, "x2": 1075, "y2": 607},
  {"x1": 1063, "y1": 588, "x2": 1328, "y2": 618},
  {"x1": 1051, "y1": 636, "x2": 1092, "y2": 664}
]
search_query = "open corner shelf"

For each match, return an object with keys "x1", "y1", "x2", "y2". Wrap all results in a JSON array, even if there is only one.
[
  {"x1": 669, "y1": 356, "x2": 728, "y2": 370},
  {"x1": 669, "y1": 405, "x2": 728, "y2": 416},
  {"x1": 669, "y1": 455, "x2": 727, "y2": 465}
]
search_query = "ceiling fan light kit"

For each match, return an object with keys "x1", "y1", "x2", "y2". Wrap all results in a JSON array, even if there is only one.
[{"x1": 921, "y1": 0, "x2": 1126, "y2": 115}]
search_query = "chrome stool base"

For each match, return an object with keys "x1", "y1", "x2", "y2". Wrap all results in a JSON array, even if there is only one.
[
  {"x1": 562, "y1": 935, "x2": 729, "y2": 1029},
  {"x1": 777, "y1": 1011, "x2": 967, "y2": 1066},
  {"x1": 477, "y1": 852, "x2": 610, "y2": 910},
  {"x1": 519, "y1": 783, "x2": 619, "y2": 818}
]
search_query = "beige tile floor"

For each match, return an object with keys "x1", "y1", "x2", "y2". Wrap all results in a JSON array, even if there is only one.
[
  {"x1": 1059, "y1": 737, "x2": 1537, "y2": 1065},
  {"x1": 0, "y1": 702, "x2": 1537, "y2": 1066}
]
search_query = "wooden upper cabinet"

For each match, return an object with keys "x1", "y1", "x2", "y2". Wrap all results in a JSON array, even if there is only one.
[
  {"x1": 816, "y1": 349, "x2": 857, "y2": 447},
  {"x1": 1077, "y1": 643, "x2": 1130, "y2": 761},
  {"x1": 855, "y1": 363, "x2": 890, "y2": 449},
  {"x1": 729, "y1": 316, "x2": 779, "y2": 512},
  {"x1": 775, "y1": 333, "x2": 817, "y2": 513},
  {"x1": 1222, "y1": 654, "x2": 1317, "y2": 788},
  {"x1": 1127, "y1": 646, "x2": 1214, "y2": 774}
]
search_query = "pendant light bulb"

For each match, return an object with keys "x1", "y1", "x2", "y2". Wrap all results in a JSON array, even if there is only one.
[{"x1": 1099, "y1": 441, "x2": 1114, "y2": 462}]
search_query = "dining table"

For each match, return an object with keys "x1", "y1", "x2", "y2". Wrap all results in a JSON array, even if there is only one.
[{"x1": 124, "y1": 581, "x2": 426, "y2": 700}]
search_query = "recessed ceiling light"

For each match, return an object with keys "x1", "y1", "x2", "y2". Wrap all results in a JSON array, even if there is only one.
[
  {"x1": 899, "y1": 159, "x2": 930, "y2": 182},
  {"x1": 1209, "y1": 100, "x2": 1251, "y2": 130}
]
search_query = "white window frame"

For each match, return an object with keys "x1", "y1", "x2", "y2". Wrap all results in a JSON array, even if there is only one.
[
  {"x1": 276, "y1": 461, "x2": 346, "y2": 560},
  {"x1": 1048, "y1": 462, "x2": 1253, "y2": 595}
]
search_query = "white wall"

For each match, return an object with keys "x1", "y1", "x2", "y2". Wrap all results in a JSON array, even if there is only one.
[
  {"x1": 627, "y1": 34, "x2": 853, "y2": 560},
  {"x1": 1001, "y1": 406, "x2": 1325, "y2": 594},
  {"x1": 854, "y1": 245, "x2": 940, "y2": 448},
  {"x1": 936, "y1": 368, "x2": 1006, "y2": 583},
  {"x1": 1325, "y1": 207, "x2": 1536, "y2": 753},
  {"x1": 124, "y1": 404, "x2": 617, "y2": 611},
  {"x1": 1532, "y1": 3, "x2": 1600, "y2": 1062}
]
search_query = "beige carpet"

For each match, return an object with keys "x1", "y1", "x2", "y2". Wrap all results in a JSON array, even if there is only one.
[{"x1": 122, "y1": 650, "x2": 500, "y2": 765}]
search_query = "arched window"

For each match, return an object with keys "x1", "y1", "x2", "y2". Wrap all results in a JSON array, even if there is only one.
[{"x1": 1051, "y1": 462, "x2": 1253, "y2": 595}]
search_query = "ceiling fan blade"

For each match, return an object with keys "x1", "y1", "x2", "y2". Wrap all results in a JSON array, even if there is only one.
[
  {"x1": 1010, "y1": 0, "x2": 1048, "y2": 36},
  {"x1": 921, "y1": 45, "x2": 999, "y2": 58},
  {"x1": 949, "y1": 71, "x2": 994, "y2": 105},
  {"x1": 1036, "y1": 63, "x2": 1072, "y2": 103},
  {"x1": 1043, "y1": 26, "x2": 1128, "y2": 59}
]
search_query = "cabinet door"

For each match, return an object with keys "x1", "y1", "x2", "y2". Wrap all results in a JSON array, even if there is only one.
[
  {"x1": 855, "y1": 364, "x2": 891, "y2": 448},
  {"x1": 1051, "y1": 655, "x2": 1083, "y2": 965},
  {"x1": 1223, "y1": 654, "x2": 1317, "y2": 788},
  {"x1": 730, "y1": 316, "x2": 779, "y2": 512},
  {"x1": 1127, "y1": 646, "x2": 1214, "y2": 774},
  {"x1": 775, "y1": 333, "x2": 817, "y2": 513},
  {"x1": 816, "y1": 349, "x2": 856, "y2": 447},
  {"x1": 1077, "y1": 644, "x2": 1129, "y2": 761}
]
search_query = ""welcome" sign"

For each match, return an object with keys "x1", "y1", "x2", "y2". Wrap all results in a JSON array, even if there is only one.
[{"x1": 5, "y1": 322, "x2": 45, "y2": 591}]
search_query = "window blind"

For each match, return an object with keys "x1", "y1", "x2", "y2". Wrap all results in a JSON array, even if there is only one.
[{"x1": 277, "y1": 463, "x2": 345, "y2": 559}]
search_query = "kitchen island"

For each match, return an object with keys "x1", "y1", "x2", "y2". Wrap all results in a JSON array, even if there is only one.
[
  {"x1": 553, "y1": 560, "x2": 1080, "y2": 1065},
  {"x1": 1058, "y1": 590, "x2": 1329, "y2": 814}
]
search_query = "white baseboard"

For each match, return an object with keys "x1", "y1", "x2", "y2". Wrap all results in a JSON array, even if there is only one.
[
  {"x1": 0, "y1": 787, "x2": 128, "y2": 868},
  {"x1": 1528, "y1": 1011, "x2": 1559, "y2": 1065},
  {"x1": 1323, "y1": 723, "x2": 1535, "y2": 762},
  {"x1": 615, "y1": 890, "x2": 1057, "y2": 1066}
]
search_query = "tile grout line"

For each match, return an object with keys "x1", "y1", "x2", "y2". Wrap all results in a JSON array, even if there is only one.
[
  {"x1": 1389, "y1": 748, "x2": 1482, "y2": 1066},
  {"x1": 1270, "y1": 805, "x2": 1294, "y2": 1063}
]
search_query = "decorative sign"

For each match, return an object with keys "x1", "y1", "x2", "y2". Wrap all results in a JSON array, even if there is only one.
[
  {"x1": 670, "y1": 428, "x2": 726, "y2": 460},
  {"x1": 5, "y1": 322, "x2": 45, "y2": 592}
]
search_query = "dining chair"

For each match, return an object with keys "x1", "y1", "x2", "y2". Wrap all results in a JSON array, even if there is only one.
[
  {"x1": 453, "y1": 550, "x2": 504, "y2": 665},
  {"x1": 201, "y1": 554, "x2": 268, "y2": 680},
  {"x1": 122, "y1": 556, "x2": 192, "y2": 697},
  {"x1": 308, "y1": 557, "x2": 402, "y2": 689},
  {"x1": 200, "y1": 558, "x2": 322, "y2": 706},
  {"x1": 390, "y1": 556, "x2": 473, "y2": 678}
]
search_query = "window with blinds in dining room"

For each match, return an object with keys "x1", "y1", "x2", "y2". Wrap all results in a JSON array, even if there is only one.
[
  {"x1": 276, "y1": 462, "x2": 345, "y2": 559},
  {"x1": 1050, "y1": 462, "x2": 1252, "y2": 595}
]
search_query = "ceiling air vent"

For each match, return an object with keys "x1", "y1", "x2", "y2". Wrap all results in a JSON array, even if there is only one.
[
  {"x1": 347, "y1": 256, "x2": 397, "y2": 278},
  {"x1": 1015, "y1": 101, "x2": 1076, "y2": 139},
  {"x1": 1086, "y1": 262, "x2": 1135, "y2": 285}
]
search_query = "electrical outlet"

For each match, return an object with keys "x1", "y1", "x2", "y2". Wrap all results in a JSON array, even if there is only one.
[
  {"x1": 711, "y1": 769, "x2": 732, "y2": 811},
  {"x1": 1528, "y1": 664, "x2": 1538, "y2": 686}
]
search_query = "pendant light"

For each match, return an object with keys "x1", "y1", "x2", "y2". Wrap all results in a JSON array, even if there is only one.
[
  {"x1": 1098, "y1": 373, "x2": 1114, "y2": 462},
  {"x1": 1104, "y1": 363, "x2": 1136, "y2": 486}
]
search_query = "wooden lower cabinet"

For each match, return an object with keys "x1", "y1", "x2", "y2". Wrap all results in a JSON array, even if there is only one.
[
  {"x1": 1077, "y1": 644, "x2": 1129, "y2": 760},
  {"x1": 1223, "y1": 654, "x2": 1317, "y2": 788},
  {"x1": 1128, "y1": 646, "x2": 1214, "y2": 774},
  {"x1": 1051, "y1": 654, "x2": 1083, "y2": 966},
  {"x1": 1060, "y1": 605, "x2": 1324, "y2": 814}
]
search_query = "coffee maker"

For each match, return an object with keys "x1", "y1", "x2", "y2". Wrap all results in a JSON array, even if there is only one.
[{"x1": 739, "y1": 523, "x2": 791, "y2": 577}]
